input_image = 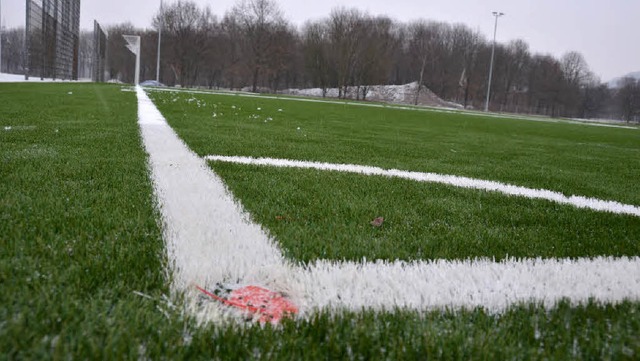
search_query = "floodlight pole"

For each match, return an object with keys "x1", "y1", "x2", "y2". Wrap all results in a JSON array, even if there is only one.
[
  {"x1": 484, "y1": 11, "x2": 504, "y2": 112},
  {"x1": 156, "y1": 0, "x2": 162, "y2": 82},
  {"x1": 0, "y1": 0, "x2": 3, "y2": 74},
  {"x1": 24, "y1": 0, "x2": 29, "y2": 80}
]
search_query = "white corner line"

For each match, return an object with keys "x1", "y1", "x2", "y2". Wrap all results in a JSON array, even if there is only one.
[
  {"x1": 135, "y1": 86, "x2": 640, "y2": 322},
  {"x1": 205, "y1": 155, "x2": 640, "y2": 218}
]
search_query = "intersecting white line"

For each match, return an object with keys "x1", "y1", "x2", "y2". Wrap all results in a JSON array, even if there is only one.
[
  {"x1": 205, "y1": 155, "x2": 640, "y2": 218},
  {"x1": 136, "y1": 86, "x2": 640, "y2": 323}
]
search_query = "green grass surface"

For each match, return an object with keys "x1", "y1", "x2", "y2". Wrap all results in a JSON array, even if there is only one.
[
  {"x1": 148, "y1": 89, "x2": 640, "y2": 263},
  {"x1": 149, "y1": 89, "x2": 640, "y2": 206},
  {"x1": 0, "y1": 83, "x2": 171, "y2": 358},
  {"x1": 211, "y1": 163, "x2": 640, "y2": 262},
  {"x1": 1, "y1": 84, "x2": 639, "y2": 359}
]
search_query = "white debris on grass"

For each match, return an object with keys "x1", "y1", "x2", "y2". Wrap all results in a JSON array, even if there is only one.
[
  {"x1": 147, "y1": 87, "x2": 639, "y2": 130},
  {"x1": 204, "y1": 155, "x2": 640, "y2": 218},
  {"x1": 136, "y1": 86, "x2": 640, "y2": 325},
  {"x1": 3, "y1": 125, "x2": 37, "y2": 131}
]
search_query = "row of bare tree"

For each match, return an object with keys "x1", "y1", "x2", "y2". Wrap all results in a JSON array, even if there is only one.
[{"x1": 1, "y1": 0, "x2": 638, "y2": 121}]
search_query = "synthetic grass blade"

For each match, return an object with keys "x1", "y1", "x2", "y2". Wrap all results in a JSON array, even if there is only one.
[{"x1": 196, "y1": 285, "x2": 298, "y2": 324}]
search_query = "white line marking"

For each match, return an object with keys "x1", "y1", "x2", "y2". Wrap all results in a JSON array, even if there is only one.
[
  {"x1": 136, "y1": 86, "x2": 290, "y2": 290},
  {"x1": 135, "y1": 87, "x2": 640, "y2": 323},
  {"x1": 205, "y1": 155, "x2": 640, "y2": 218},
  {"x1": 299, "y1": 257, "x2": 640, "y2": 311},
  {"x1": 145, "y1": 87, "x2": 639, "y2": 130}
]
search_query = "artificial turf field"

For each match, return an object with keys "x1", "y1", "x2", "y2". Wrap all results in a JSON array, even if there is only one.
[{"x1": 1, "y1": 83, "x2": 639, "y2": 359}]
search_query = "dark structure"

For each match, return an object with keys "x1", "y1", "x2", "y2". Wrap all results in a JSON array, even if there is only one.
[
  {"x1": 25, "y1": 0, "x2": 80, "y2": 80},
  {"x1": 92, "y1": 20, "x2": 107, "y2": 82}
]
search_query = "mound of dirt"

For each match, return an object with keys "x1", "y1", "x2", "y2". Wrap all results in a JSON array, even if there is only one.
[{"x1": 283, "y1": 82, "x2": 463, "y2": 109}]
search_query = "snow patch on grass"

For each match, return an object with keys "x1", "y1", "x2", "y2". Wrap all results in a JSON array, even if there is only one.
[
  {"x1": 3, "y1": 125, "x2": 37, "y2": 131},
  {"x1": 0, "y1": 72, "x2": 91, "y2": 83}
]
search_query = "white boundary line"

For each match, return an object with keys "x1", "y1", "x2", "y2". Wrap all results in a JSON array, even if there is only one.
[
  {"x1": 205, "y1": 155, "x2": 640, "y2": 218},
  {"x1": 136, "y1": 87, "x2": 640, "y2": 323},
  {"x1": 136, "y1": 86, "x2": 291, "y2": 289},
  {"x1": 145, "y1": 87, "x2": 639, "y2": 130}
]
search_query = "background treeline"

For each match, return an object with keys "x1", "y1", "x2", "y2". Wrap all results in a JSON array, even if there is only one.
[{"x1": 1, "y1": 0, "x2": 638, "y2": 121}]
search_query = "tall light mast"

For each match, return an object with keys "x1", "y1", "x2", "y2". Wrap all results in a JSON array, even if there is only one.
[
  {"x1": 484, "y1": 11, "x2": 505, "y2": 112},
  {"x1": 0, "y1": 0, "x2": 3, "y2": 73},
  {"x1": 156, "y1": 0, "x2": 163, "y2": 82}
]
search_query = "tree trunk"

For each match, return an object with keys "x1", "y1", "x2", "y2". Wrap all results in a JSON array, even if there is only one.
[
  {"x1": 252, "y1": 66, "x2": 259, "y2": 92},
  {"x1": 414, "y1": 55, "x2": 427, "y2": 105}
]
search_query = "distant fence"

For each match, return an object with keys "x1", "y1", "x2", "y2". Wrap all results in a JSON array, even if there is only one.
[
  {"x1": 92, "y1": 20, "x2": 107, "y2": 82},
  {"x1": 25, "y1": 0, "x2": 80, "y2": 80}
]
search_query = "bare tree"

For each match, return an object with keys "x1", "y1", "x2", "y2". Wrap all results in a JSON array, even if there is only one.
[
  {"x1": 449, "y1": 24, "x2": 483, "y2": 108},
  {"x1": 616, "y1": 78, "x2": 640, "y2": 122},
  {"x1": 558, "y1": 51, "x2": 596, "y2": 116},
  {"x1": 527, "y1": 55, "x2": 566, "y2": 116},
  {"x1": 228, "y1": 0, "x2": 286, "y2": 92},
  {"x1": 327, "y1": 8, "x2": 366, "y2": 98},
  {"x1": 220, "y1": 13, "x2": 247, "y2": 89},
  {"x1": 201, "y1": 20, "x2": 228, "y2": 89},
  {"x1": 264, "y1": 24, "x2": 298, "y2": 91},
  {"x1": 579, "y1": 82, "x2": 611, "y2": 119},
  {"x1": 406, "y1": 21, "x2": 442, "y2": 104},
  {"x1": 561, "y1": 51, "x2": 590, "y2": 87},
  {"x1": 302, "y1": 20, "x2": 331, "y2": 96},
  {"x1": 353, "y1": 16, "x2": 398, "y2": 100},
  {"x1": 1, "y1": 27, "x2": 25, "y2": 74},
  {"x1": 153, "y1": 0, "x2": 213, "y2": 86},
  {"x1": 497, "y1": 39, "x2": 530, "y2": 111}
]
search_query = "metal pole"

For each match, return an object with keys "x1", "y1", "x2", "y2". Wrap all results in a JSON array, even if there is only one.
[
  {"x1": 24, "y1": 0, "x2": 29, "y2": 80},
  {"x1": 484, "y1": 12, "x2": 504, "y2": 112},
  {"x1": 156, "y1": 0, "x2": 162, "y2": 82},
  {"x1": 0, "y1": 0, "x2": 3, "y2": 73},
  {"x1": 0, "y1": 0, "x2": 3, "y2": 74}
]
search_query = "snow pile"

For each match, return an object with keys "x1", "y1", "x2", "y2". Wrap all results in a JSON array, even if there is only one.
[
  {"x1": 0, "y1": 72, "x2": 91, "y2": 83},
  {"x1": 284, "y1": 82, "x2": 463, "y2": 109}
]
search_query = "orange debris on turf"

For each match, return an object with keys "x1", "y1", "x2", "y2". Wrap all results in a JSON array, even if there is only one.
[
  {"x1": 196, "y1": 285, "x2": 298, "y2": 324},
  {"x1": 370, "y1": 216, "x2": 384, "y2": 227}
]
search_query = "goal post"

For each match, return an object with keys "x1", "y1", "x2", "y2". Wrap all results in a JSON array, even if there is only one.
[{"x1": 123, "y1": 35, "x2": 140, "y2": 85}]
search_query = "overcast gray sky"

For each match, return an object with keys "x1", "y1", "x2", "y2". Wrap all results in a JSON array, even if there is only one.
[{"x1": 2, "y1": 0, "x2": 638, "y2": 81}]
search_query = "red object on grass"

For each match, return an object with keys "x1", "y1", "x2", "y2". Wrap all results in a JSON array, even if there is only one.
[{"x1": 196, "y1": 285, "x2": 298, "y2": 324}]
